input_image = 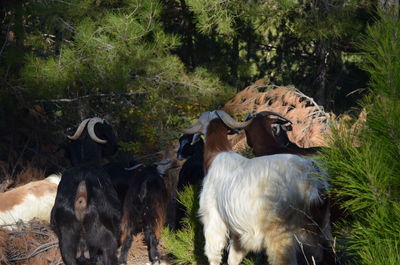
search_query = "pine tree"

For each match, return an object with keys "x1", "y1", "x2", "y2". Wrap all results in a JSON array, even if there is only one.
[
  {"x1": 1, "y1": 0, "x2": 235, "y2": 154},
  {"x1": 321, "y1": 12, "x2": 400, "y2": 265}
]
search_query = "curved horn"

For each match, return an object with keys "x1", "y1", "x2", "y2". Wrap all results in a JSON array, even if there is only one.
[
  {"x1": 257, "y1": 111, "x2": 292, "y2": 123},
  {"x1": 87, "y1": 117, "x2": 107, "y2": 144},
  {"x1": 181, "y1": 120, "x2": 203, "y2": 134},
  {"x1": 153, "y1": 159, "x2": 172, "y2": 166},
  {"x1": 216, "y1": 110, "x2": 253, "y2": 129},
  {"x1": 67, "y1": 118, "x2": 91, "y2": 140},
  {"x1": 125, "y1": 163, "x2": 144, "y2": 171},
  {"x1": 272, "y1": 124, "x2": 281, "y2": 136}
]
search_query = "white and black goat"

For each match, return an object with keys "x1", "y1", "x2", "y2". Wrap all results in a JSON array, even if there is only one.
[
  {"x1": 51, "y1": 117, "x2": 121, "y2": 265},
  {"x1": 182, "y1": 110, "x2": 331, "y2": 265}
]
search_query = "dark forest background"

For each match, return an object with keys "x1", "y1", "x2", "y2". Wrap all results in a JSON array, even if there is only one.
[{"x1": 0, "y1": 0, "x2": 380, "y2": 172}]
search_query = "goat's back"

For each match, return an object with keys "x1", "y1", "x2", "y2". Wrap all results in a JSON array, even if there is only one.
[
  {"x1": 122, "y1": 166, "x2": 169, "y2": 236},
  {"x1": 200, "y1": 152, "x2": 327, "y2": 250},
  {"x1": 52, "y1": 165, "x2": 121, "y2": 230},
  {"x1": 0, "y1": 179, "x2": 59, "y2": 227}
]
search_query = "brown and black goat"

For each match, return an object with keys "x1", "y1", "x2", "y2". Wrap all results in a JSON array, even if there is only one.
[
  {"x1": 244, "y1": 111, "x2": 321, "y2": 156},
  {"x1": 119, "y1": 161, "x2": 172, "y2": 265}
]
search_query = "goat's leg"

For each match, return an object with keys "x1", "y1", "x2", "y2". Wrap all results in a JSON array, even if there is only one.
[
  {"x1": 98, "y1": 231, "x2": 119, "y2": 265},
  {"x1": 264, "y1": 225, "x2": 297, "y2": 265},
  {"x1": 58, "y1": 228, "x2": 78, "y2": 265},
  {"x1": 118, "y1": 234, "x2": 133, "y2": 265},
  {"x1": 144, "y1": 225, "x2": 161, "y2": 265},
  {"x1": 202, "y1": 208, "x2": 228, "y2": 265},
  {"x1": 227, "y1": 237, "x2": 247, "y2": 265},
  {"x1": 100, "y1": 241, "x2": 119, "y2": 265}
]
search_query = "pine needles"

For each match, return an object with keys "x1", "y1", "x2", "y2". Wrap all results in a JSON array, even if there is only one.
[
  {"x1": 320, "y1": 12, "x2": 400, "y2": 265},
  {"x1": 161, "y1": 185, "x2": 207, "y2": 265}
]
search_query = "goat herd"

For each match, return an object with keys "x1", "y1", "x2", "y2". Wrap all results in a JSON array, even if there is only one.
[{"x1": 1, "y1": 110, "x2": 336, "y2": 265}]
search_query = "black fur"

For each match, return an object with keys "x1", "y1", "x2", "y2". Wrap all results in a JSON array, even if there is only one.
[
  {"x1": 174, "y1": 134, "x2": 205, "y2": 229},
  {"x1": 103, "y1": 161, "x2": 138, "y2": 204},
  {"x1": 51, "y1": 165, "x2": 121, "y2": 265},
  {"x1": 65, "y1": 120, "x2": 118, "y2": 166}
]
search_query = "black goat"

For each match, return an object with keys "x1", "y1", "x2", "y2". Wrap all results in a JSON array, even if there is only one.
[
  {"x1": 176, "y1": 134, "x2": 204, "y2": 187},
  {"x1": 119, "y1": 164, "x2": 170, "y2": 265},
  {"x1": 103, "y1": 157, "x2": 140, "y2": 204},
  {"x1": 51, "y1": 165, "x2": 121, "y2": 265},
  {"x1": 64, "y1": 117, "x2": 133, "y2": 203},
  {"x1": 52, "y1": 117, "x2": 122, "y2": 265},
  {"x1": 65, "y1": 117, "x2": 118, "y2": 166},
  {"x1": 173, "y1": 134, "x2": 204, "y2": 229}
]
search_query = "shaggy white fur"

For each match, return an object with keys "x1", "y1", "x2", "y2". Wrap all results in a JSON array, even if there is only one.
[{"x1": 199, "y1": 152, "x2": 328, "y2": 265}]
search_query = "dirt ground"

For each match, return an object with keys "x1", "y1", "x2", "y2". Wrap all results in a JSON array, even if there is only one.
[
  {"x1": 125, "y1": 233, "x2": 172, "y2": 265},
  {"x1": 0, "y1": 226, "x2": 173, "y2": 265}
]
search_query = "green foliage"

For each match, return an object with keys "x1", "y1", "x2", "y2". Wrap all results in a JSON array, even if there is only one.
[
  {"x1": 162, "y1": 185, "x2": 207, "y2": 265},
  {"x1": 0, "y1": 0, "x2": 235, "y2": 154},
  {"x1": 360, "y1": 14, "x2": 400, "y2": 98},
  {"x1": 321, "y1": 13, "x2": 400, "y2": 265}
]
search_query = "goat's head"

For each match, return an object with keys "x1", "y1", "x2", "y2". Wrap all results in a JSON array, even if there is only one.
[
  {"x1": 65, "y1": 117, "x2": 118, "y2": 166},
  {"x1": 177, "y1": 134, "x2": 204, "y2": 160},
  {"x1": 271, "y1": 123, "x2": 293, "y2": 147},
  {"x1": 243, "y1": 111, "x2": 292, "y2": 155},
  {"x1": 182, "y1": 110, "x2": 252, "y2": 171},
  {"x1": 181, "y1": 110, "x2": 252, "y2": 139}
]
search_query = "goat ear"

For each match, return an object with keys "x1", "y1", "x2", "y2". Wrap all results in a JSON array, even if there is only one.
[{"x1": 139, "y1": 180, "x2": 148, "y2": 202}]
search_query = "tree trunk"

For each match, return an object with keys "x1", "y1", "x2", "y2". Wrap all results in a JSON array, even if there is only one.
[
  {"x1": 231, "y1": 35, "x2": 239, "y2": 91},
  {"x1": 180, "y1": 0, "x2": 195, "y2": 69},
  {"x1": 314, "y1": 40, "x2": 329, "y2": 107}
]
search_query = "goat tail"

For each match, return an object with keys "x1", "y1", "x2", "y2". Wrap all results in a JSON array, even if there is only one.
[{"x1": 74, "y1": 180, "x2": 88, "y2": 221}]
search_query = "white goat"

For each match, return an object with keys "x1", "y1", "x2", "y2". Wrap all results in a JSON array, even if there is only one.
[
  {"x1": 182, "y1": 110, "x2": 331, "y2": 265},
  {"x1": 0, "y1": 174, "x2": 61, "y2": 229}
]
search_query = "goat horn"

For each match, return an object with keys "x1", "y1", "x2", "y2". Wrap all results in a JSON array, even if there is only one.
[
  {"x1": 216, "y1": 110, "x2": 253, "y2": 129},
  {"x1": 257, "y1": 111, "x2": 292, "y2": 123},
  {"x1": 87, "y1": 117, "x2": 107, "y2": 144},
  {"x1": 272, "y1": 124, "x2": 281, "y2": 136},
  {"x1": 67, "y1": 118, "x2": 91, "y2": 140},
  {"x1": 181, "y1": 120, "x2": 203, "y2": 134},
  {"x1": 153, "y1": 159, "x2": 172, "y2": 166},
  {"x1": 125, "y1": 163, "x2": 144, "y2": 171}
]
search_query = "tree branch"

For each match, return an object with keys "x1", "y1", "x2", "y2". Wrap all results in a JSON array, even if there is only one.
[{"x1": 34, "y1": 91, "x2": 148, "y2": 103}]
